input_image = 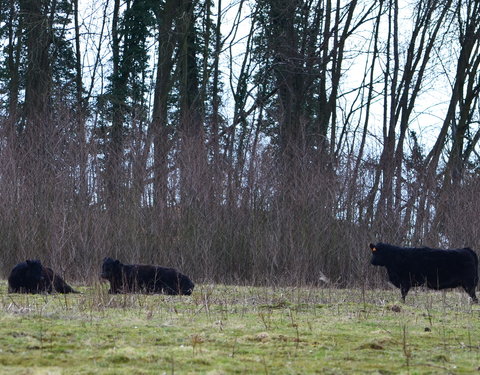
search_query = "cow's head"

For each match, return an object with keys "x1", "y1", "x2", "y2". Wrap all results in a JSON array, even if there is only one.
[
  {"x1": 101, "y1": 257, "x2": 122, "y2": 280},
  {"x1": 369, "y1": 243, "x2": 387, "y2": 266}
]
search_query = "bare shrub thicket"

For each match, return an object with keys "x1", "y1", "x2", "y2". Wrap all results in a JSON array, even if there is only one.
[{"x1": 0, "y1": 111, "x2": 478, "y2": 287}]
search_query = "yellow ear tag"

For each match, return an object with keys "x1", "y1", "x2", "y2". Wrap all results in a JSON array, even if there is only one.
[{"x1": 372, "y1": 247, "x2": 377, "y2": 252}]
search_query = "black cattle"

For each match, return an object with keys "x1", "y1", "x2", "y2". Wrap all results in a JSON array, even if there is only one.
[
  {"x1": 369, "y1": 243, "x2": 478, "y2": 302},
  {"x1": 101, "y1": 257, "x2": 194, "y2": 295},
  {"x1": 8, "y1": 260, "x2": 78, "y2": 294}
]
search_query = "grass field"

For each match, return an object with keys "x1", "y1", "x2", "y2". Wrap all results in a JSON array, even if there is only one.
[{"x1": 0, "y1": 282, "x2": 479, "y2": 374}]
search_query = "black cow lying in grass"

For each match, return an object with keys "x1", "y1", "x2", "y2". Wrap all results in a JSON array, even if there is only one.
[
  {"x1": 369, "y1": 243, "x2": 478, "y2": 303},
  {"x1": 8, "y1": 259, "x2": 78, "y2": 294},
  {"x1": 101, "y1": 257, "x2": 194, "y2": 295}
]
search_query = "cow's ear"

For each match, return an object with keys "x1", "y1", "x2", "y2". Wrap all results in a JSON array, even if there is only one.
[{"x1": 369, "y1": 243, "x2": 377, "y2": 252}]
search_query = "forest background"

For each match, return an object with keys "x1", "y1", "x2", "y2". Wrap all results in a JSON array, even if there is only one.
[{"x1": 0, "y1": 0, "x2": 478, "y2": 287}]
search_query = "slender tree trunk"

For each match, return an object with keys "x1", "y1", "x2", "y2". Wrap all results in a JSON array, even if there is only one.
[
  {"x1": 209, "y1": 0, "x2": 222, "y2": 203},
  {"x1": 376, "y1": 0, "x2": 399, "y2": 231},
  {"x1": 347, "y1": 0, "x2": 383, "y2": 223},
  {"x1": 6, "y1": 0, "x2": 21, "y2": 136},
  {"x1": 73, "y1": 0, "x2": 88, "y2": 204},
  {"x1": 152, "y1": 0, "x2": 177, "y2": 210},
  {"x1": 106, "y1": 0, "x2": 127, "y2": 208}
]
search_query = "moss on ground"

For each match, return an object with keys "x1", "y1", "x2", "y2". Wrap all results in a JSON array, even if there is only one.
[{"x1": 0, "y1": 283, "x2": 479, "y2": 374}]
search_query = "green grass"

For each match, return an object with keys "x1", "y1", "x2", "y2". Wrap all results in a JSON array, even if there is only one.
[{"x1": 1, "y1": 282, "x2": 480, "y2": 374}]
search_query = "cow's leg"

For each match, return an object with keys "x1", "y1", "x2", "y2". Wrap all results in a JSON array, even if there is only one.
[
  {"x1": 463, "y1": 284, "x2": 478, "y2": 303},
  {"x1": 400, "y1": 286, "x2": 409, "y2": 302}
]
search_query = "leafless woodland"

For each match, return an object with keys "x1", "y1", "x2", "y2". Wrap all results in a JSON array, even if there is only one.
[{"x1": 0, "y1": 0, "x2": 478, "y2": 286}]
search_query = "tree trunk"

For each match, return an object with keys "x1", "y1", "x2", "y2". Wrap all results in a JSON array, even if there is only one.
[
  {"x1": 106, "y1": 0, "x2": 127, "y2": 208},
  {"x1": 152, "y1": 0, "x2": 177, "y2": 210},
  {"x1": 20, "y1": 0, "x2": 52, "y2": 131},
  {"x1": 176, "y1": 0, "x2": 207, "y2": 207}
]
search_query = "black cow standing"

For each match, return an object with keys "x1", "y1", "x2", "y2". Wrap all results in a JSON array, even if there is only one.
[
  {"x1": 369, "y1": 243, "x2": 478, "y2": 303},
  {"x1": 8, "y1": 260, "x2": 78, "y2": 294},
  {"x1": 101, "y1": 257, "x2": 194, "y2": 295}
]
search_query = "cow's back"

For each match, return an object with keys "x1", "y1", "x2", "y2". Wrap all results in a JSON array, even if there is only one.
[{"x1": 407, "y1": 247, "x2": 477, "y2": 289}]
